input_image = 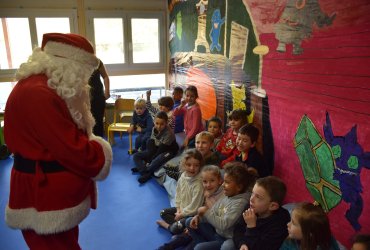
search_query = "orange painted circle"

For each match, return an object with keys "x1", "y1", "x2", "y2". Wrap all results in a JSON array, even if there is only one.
[{"x1": 186, "y1": 67, "x2": 217, "y2": 121}]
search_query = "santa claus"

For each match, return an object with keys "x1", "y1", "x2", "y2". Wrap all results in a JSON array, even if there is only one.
[{"x1": 4, "y1": 33, "x2": 112, "y2": 249}]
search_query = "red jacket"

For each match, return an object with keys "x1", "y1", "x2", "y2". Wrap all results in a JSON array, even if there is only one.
[
  {"x1": 4, "y1": 74, "x2": 112, "y2": 234},
  {"x1": 216, "y1": 128, "x2": 238, "y2": 167}
]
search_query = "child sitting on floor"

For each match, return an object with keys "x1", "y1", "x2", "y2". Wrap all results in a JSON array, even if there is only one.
[
  {"x1": 207, "y1": 116, "x2": 223, "y2": 149},
  {"x1": 157, "y1": 149, "x2": 204, "y2": 235},
  {"x1": 173, "y1": 85, "x2": 204, "y2": 149},
  {"x1": 229, "y1": 123, "x2": 269, "y2": 177},
  {"x1": 216, "y1": 109, "x2": 250, "y2": 167},
  {"x1": 127, "y1": 98, "x2": 153, "y2": 152},
  {"x1": 160, "y1": 131, "x2": 221, "y2": 213},
  {"x1": 132, "y1": 111, "x2": 178, "y2": 184},
  {"x1": 157, "y1": 165, "x2": 224, "y2": 250},
  {"x1": 163, "y1": 131, "x2": 220, "y2": 181},
  {"x1": 186, "y1": 162, "x2": 256, "y2": 249},
  {"x1": 280, "y1": 202, "x2": 340, "y2": 250},
  {"x1": 230, "y1": 176, "x2": 291, "y2": 250},
  {"x1": 146, "y1": 90, "x2": 175, "y2": 131}
]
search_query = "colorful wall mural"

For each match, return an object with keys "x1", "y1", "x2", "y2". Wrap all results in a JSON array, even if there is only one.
[{"x1": 168, "y1": 0, "x2": 370, "y2": 248}]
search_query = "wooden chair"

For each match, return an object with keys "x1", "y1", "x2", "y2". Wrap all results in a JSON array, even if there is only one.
[{"x1": 107, "y1": 98, "x2": 135, "y2": 154}]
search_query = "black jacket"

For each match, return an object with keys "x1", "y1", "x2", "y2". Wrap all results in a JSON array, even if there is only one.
[{"x1": 233, "y1": 206, "x2": 290, "y2": 250}]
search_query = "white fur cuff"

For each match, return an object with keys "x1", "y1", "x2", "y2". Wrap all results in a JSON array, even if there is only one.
[
  {"x1": 5, "y1": 196, "x2": 91, "y2": 234},
  {"x1": 90, "y1": 135, "x2": 112, "y2": 180}
]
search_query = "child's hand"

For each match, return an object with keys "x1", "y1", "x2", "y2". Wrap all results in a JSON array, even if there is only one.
[
  {"x1": 189, "y1": 215, "x2": 200, "y2": 229},
  {"x1": 204, "y1": 190, "x2": 212, "y2": 198},
  {"x1": 240, "y1": 244, "x2": 249, "y2": 250},
  {"x1": 174, "y1": 211, "x2": 183, "y2": 221},
  {"x1": 243, "y1": 208, "x2": 257, "y2": 228},
  {"x1": 136, "y1": 126, "x2": 142, "y2": 132},
  {"x1": 182, "y1": 137, "x2": 189, "y2": 149},
  {"x1": 180, "y1": 99, "x2": 187, "y2": 107},
  {"x1": 204, "y1": 198, "x2": 213, "y2": 208},
  {"x1": 197, "y1": 206, "x2": 208, "y2": 217},
  {"x1": 127, "y1": 126, "x2": 134, "y2": 134}
]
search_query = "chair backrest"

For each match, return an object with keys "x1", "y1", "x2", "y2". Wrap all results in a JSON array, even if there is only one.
[{"x1": 113, "y1": 98, "x2": 135, "y2": 123}]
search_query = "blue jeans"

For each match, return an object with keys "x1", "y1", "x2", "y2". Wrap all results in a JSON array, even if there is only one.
[
  {"x1": 220, "y1": 239, "x2": 236, "y2": 250},
  {"x1": 185, "y1": 218, "x2": 226, "y2": 250}
]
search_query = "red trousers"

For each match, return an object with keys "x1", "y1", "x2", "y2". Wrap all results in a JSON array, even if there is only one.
[{"x1": 22, "y1": 226, "x2": 81, "y2": 250}]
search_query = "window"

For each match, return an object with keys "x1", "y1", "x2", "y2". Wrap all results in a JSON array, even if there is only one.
[
  {"x1": 35, "y1": 17, "x2": 71, "y2": 46},
  {"x1": 0, "y1": 82, "x2": 15, "y2": 111},
  {"x1": 86, "y1": 11, "x2": 165, "y2": 72},
  {"x1": 0, "y1": 9, "x2": 167, "y2": 104},
  {"x1": 93, "y1": 18, "x2": 125, "y2": 64},
  {"x1": 0, "y1": 9, "x2": 77, "y2": 103},
  {"x1": 0, "y1": 18, "x2": 32, "y2": 70},
  {"x1": 109, "y1": 74, "x2": 166, "y2": 101},
  {"x1": 0, "y1": 9, "x2": 77, "y2": 76},
  {"x1": 131, "y1": 18, "x2": 160, "y2": 63},
  {"x1": 86, "y1": 11, "x2": 166, "y2": 99}
]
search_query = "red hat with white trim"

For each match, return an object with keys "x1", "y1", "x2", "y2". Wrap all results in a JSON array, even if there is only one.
[{"x1": 41, "y1": 33, "x2": 99, "y2": 67}]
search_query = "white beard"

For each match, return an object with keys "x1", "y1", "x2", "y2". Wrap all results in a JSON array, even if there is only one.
[{"x1": 16, "y1": 48, "x2": 96, "y2": 135}]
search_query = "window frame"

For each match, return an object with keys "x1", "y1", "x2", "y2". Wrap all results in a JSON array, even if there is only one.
[
  {"x1": 85, "y1": 10, "x2": 166, "y2": 76},
  {"x1": 0, "y1": 8, "x2": 78, "y2": 79}
]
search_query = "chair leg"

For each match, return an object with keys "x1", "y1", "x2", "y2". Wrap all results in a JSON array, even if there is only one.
[
  {"x1": 108, "y1": 131, "x2": 115, "y2": 145},
  {"x1": 107, "y1": 129, "x2": 111, "y2": 144},
  {"x1": 128, "y1": 133, "x2": 133, "y2": 155}
]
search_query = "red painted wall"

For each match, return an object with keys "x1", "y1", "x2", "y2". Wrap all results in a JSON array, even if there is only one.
[
  {"x1": 169, "y1": 0, "x2": 370, "y2": 248},
  {"x1": 247, "y1": 0, "x2": 370, "y2": 247}
]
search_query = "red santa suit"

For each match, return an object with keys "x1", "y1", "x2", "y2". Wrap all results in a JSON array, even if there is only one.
[{"x1": 4, "y1": 33, "x2": 112, "y2": 250}]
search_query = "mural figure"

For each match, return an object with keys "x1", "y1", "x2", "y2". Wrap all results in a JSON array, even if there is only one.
[
  {"x1": 230, "y1": 81, "x2": 247, "y2": 111},
  {"x1": 176, "y1": 12, "x2": 183, "y2": 40},
  {"x1": 294, "y1": 115, "x2": 341, "y2": 213},
  {"x1": 209, "y1": 9, "x2": 225, "y2": 52},
  {"x1": 194, "y1": 0, "x2": 210, "y2": 53},
  {"x1": 323, "y1": 112, "x2": 370, "y2": 231},
  {"x1": 274, "y1": 0, "x2": 336, "y2": 55}
]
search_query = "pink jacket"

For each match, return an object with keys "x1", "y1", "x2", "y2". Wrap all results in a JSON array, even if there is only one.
[{"x1": 173, "y1": 103, "x2": 204, "y2": 139}]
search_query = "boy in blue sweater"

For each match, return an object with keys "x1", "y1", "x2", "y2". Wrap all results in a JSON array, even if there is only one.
[{"x1": 127, "y1": 98, "x2": 153, "y2": 152}]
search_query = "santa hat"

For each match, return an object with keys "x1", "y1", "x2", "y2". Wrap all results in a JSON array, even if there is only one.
[{"x1": 41, "y1": 33, "x2": 99, "y2": 68}]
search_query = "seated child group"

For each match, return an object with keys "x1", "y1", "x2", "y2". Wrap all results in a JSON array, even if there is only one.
[{"x1": 125, "y1": 85, "x2": 343, "y2": 250}]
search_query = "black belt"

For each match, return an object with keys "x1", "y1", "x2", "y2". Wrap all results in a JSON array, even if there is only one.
[{"x1": 13, "y1": 155, "x2": 66, "y2": 174}]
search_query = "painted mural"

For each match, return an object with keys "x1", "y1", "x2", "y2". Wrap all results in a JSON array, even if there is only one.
[
  {"x1": 294, "y1": 114, "x2": 342, "y2": 212},
  {"x1": 294, "y1": 112, "x2": 370, "y2": 232},
  {"x1": 323, "y1": 112, "x2": 370, "y2": 231},
  {"x1": 168, "y1": 0, "x2": 370, "y2": 248},
  {"x1": 275, "y1": 0, "x2": 336, "y2": 55}
]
